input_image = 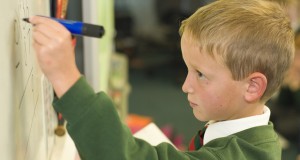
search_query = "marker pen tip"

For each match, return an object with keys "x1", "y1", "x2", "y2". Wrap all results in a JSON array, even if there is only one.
[{"x1": 23, "y1": 18, "x2": 29, "y2": 23}]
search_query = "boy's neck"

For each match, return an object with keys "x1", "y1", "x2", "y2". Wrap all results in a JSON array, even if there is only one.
[{"x1": 225, "y1": 103, "x2": 265, "y2": 121}]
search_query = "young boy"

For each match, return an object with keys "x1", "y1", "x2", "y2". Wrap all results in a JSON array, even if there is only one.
[{"x1": 30, "y1": 0, "x2": 294, "y2": 159}]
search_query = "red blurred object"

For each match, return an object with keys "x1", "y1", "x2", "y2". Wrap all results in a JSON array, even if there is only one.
[
  {"x1": 56, "y1": 0, "x2": 68, "y2": 19},
  {"x1": 126, "y1": 114, "x2": 152, "y2": 134}
]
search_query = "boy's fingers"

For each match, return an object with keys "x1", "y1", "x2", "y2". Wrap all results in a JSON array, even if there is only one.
[
  {"x1": 34, "y1": 23, "x2": 71, "y2": 43},
  {"x1": 33, "y1": 24, "x2": 58, "y2": 44},
  {"x1": 32, "y1": 27, "x2": 51, "y2": 46},
  {"x1": 30, "y1": 16, "x2": 72, "y2": 46},
  {"x1": 33, "y1": 41, "x2": 43, "y2": 54},
  {"x1": 29, "y1": 16, "x2": 67, "y2": 33}
]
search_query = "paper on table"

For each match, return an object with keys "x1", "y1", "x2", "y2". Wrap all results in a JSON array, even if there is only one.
[{"x1": 133, "y1": 123, "x2": 176, "y2": 149}]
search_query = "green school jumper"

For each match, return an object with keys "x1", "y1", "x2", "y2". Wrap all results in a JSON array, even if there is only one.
[{"x1": 53, "y1": 77, "x2": 281, "y2": 160}]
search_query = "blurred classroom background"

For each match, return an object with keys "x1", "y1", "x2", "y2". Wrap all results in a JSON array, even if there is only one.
[{"x1": 66, "y1": 0, "x2": 300, "y2": 159}]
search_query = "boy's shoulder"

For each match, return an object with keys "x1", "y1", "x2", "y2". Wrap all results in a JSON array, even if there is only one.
[{"x1": 200, "y1": 123, "x2": 281, "y2": 160}]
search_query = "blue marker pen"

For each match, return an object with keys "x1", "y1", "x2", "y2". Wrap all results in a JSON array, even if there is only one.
[{"x1": 23, "y1": 17, "x2": 105, "y2": 38}]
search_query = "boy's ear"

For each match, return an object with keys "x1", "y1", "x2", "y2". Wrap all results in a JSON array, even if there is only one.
[{"x1": 244, "y1": 72, "x2": 267, "y2": 103}]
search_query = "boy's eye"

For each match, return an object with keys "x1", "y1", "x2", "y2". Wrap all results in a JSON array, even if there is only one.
[{"x1": 197, "y1": 71, "x2": 204, "y2": 78}]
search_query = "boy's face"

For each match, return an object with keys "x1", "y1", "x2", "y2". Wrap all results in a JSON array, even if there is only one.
[{"x1": 181, "y1": 32, "x2": 245, "y2": 121}]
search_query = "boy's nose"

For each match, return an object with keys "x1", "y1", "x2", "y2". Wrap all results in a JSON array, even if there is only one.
[{"x1": 182, "y1": 75, "x2": 193, "y2": 94}]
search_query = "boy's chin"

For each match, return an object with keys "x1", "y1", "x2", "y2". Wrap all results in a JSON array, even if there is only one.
[{"x1": 193, "y1": 112, "x2": 209, "y2": 122}]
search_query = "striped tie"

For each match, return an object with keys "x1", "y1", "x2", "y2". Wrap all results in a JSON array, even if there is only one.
[{"x1": 188, "y1": 126, "x2": 207, "y2": 151}]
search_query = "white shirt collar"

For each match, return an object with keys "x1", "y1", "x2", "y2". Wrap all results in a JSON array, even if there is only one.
[{"x1": 203, "y1": 106, "x2": 270, "y2": 145}]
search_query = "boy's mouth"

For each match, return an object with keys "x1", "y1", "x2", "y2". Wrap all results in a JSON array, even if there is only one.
[{"x1": 189, "y1": 101, "x2": 197, "y2": 108}]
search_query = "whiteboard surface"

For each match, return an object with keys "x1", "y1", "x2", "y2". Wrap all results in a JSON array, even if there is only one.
[{"x1": 0, "y1": 0, "x2": 57, "y2": 160}]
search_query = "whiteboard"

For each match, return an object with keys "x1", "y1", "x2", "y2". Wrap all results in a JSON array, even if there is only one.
[{"x1": 0, "y1": 0, "x2": 57, "y2": 160}]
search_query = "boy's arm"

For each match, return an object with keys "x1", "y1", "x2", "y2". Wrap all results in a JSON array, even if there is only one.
[{"x1": 53, "y1": 77, "x2": 217, "y2": 160}]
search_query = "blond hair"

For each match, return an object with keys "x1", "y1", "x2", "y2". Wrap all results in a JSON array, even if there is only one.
[
  {"x1": 179, "y1": 0, "x2": 295, "y2": 102},
  {"x1": 269, "y1": 0, "x2": 296, "y2": 6}
]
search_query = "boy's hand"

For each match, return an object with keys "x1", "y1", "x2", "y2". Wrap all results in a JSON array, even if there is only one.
[{"x1": 30, "y1": 16, "x2": 81, "y2": 98}]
